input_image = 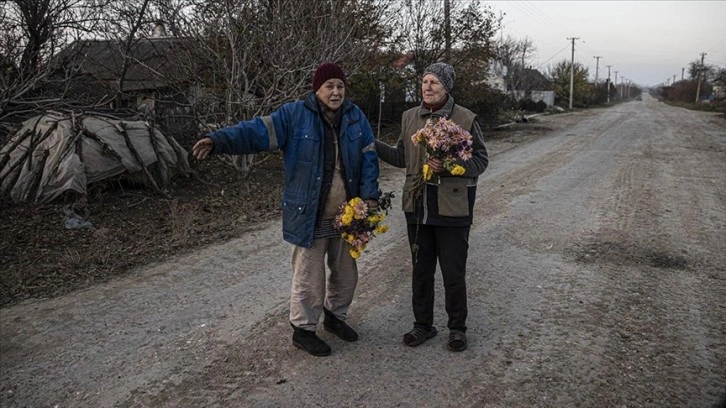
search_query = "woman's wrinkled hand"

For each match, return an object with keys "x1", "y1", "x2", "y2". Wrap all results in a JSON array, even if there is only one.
[
  {"x1": 426, "y1": 156, "x2": 443, "y2": 173},
  {"x1": 192, "y1": 137, "x2": 214, "y2": 160},
  {"x1": 365, "y1": 199, "x2": 378, "y2": 211}
]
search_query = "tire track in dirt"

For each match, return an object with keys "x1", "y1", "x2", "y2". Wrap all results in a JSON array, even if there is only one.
[
  {"x1": 565, "y1": 100, "x2": 726, "y2": 406},
  {"x1": 3, "y1": 102, "x2": 724, "y2": 407}
]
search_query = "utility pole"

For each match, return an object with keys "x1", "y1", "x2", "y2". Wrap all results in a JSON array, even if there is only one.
[
  {"x1": 444, "y1": 0, "x2": 451, "y2": 63},
  {"x1": 593, "y1": 56, "x2": 602, "y2": 84},
  {"x1": 681, "y1": 67, "x2": 685, "y2": 81},
  {"x1": 606, "y1": 65, "x2": 612, "y2": 103},
  {"x1": 673, "y1": 74, "x2": 676, "y2": 84},
  {"x1": 614, "y1": 70, "x2": 619, "y2": 99},
  {"x1": 695, "y1": 52, "x2": 706, "y2": 103},
  {"x1": 567, "y1": 37, "x2": 579, "y2": 109}
]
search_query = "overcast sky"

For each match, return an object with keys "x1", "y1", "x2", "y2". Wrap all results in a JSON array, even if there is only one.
[{"x1": 486, "y1": 1, "x2": 726, "y2": 87}]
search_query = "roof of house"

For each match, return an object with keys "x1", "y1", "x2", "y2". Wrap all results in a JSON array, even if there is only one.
[
  {"x1": 506, "y1": 67, "x2": 553, "y2": 91},
  {"x1": 55, "y1": 37, "x2": 199, "y2": 92}
]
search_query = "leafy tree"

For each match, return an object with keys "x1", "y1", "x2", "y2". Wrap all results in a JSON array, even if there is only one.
[
  {"x1": 660, "y1": 80, "x2": 710, "y2": 103},
  {"x1": 548, "y1": 59, "x2": 591, "y2": 108},
  {"x1": 590, "y1": 81, "x2": 615, "y2": 105}
]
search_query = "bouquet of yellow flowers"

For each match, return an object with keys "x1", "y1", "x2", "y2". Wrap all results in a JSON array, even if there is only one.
[
  {"x1": 411, "y1": 117, "x2": 473, "y2": 181},
  {"x1": 333, "y1": 192, "x2": 394, "y2": 259}
]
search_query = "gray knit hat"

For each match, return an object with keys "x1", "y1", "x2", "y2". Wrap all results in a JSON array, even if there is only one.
[{"x1": 423, "y1": 62, "x2": 455, "y2": 93}]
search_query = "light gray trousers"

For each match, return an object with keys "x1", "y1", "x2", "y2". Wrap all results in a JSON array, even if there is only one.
[{"x1": 290, "y1": 236, "x2": 358, "y2": 331}]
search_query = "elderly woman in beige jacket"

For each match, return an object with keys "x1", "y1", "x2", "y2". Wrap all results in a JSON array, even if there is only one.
[{"x1": 375, "y1": 62, "x2": 488, "y2": 352}]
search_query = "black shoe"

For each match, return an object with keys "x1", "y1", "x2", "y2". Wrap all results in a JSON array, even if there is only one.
[
  {"x1": 291, "y1": 325, "x2": 331, "y2": 356},
  {"x1": 403, "y1": 326, "x2": 437, "y2": 346},
  {"x1": 447, "y1": 329, "x2": 467, "y2": 352},
  {"x1": 323, "y1": 308, "x2": 359, "y2": 342}
]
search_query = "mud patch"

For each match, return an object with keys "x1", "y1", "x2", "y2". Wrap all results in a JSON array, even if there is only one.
[{"x1": 572, "y1": 240, "x2": 688, "y2": 270}]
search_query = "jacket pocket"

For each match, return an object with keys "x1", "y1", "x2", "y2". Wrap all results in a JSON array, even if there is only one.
[
  {"x1": 282, "y1": 198, "x2": 308, "y2": 235},
  {"x1": 437, "y1": 177, "x2": 470, "y2": 217},
  {"x1": 292, "y1": 130, "x2": 319, "y2": 163}
]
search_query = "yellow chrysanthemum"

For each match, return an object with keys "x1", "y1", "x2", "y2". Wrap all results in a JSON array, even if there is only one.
[
  {"x1": 450, "y1": 164, "x2": 465, "y2": 176},
  {"x1": 349, "y1": 197, "x2": 363, "y2": 206},
  {"x1": 349, "y1": 249, "x2": 361, "y2": 259},
  {"x1": 375, "y1": 224, "x2": 389, "y2": 234},
  {"x1": 341, "y1": 213, "x2": 353, "y2": 226},
  {"x1": 422, "y1": 163, "x2": 433, "y2": 181}
]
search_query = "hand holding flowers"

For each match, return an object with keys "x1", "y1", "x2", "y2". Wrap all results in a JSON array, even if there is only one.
[
  {"x1": 411, "y1": 118, "x2": 473, "y2": 181},
  {"x1": 334, "y1": 192, "x2": 394, "y2": 259}
]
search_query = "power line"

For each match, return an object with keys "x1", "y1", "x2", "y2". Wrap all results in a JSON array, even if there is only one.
[
  {"x1": 501, "y1": 1, "x2": 610, "y2": 76},
  {"x1": 539, "y1": 43, "x2": 571, "y2": 65},
  {"x1": 503, "y1": 1, "x2": 570, "y2": 37},
  {"x1": 706, "y1": 37, "x2": 726, "y2": 54},
  {"x1": 519, "y1": 1, "x2": 572, "y2": 35}
]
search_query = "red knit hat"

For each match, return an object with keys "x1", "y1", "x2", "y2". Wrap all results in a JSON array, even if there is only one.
[{"x1": 312, "y1": 62, "x2": 347, "y2": 91}]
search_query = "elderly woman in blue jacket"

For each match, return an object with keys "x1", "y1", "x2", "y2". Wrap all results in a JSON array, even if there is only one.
[{"x1": 192, "y1": 62, "x2": 381, "y2": 357}]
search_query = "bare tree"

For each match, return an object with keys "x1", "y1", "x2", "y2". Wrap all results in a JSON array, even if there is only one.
[
  {"x1": 141, "y1": 0, "x2": 395, "y2": 172},
  {"x1": 392, "y1": 0, "x2": 498, "y2": 102},
  {"x1": 688, "y1": 59, "x2": 717, "y2": 82},
  {"x1": 0, "y1": 0, "x2": 104, "y2": 127},
  {"x1": 494, "y1": 34, "x2": 537, "y2": 94},
  {"x1": 95, "y1": 0, "x2": 155, "y2": 106}
]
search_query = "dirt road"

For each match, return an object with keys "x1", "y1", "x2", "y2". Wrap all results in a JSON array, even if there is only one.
[{"x1": 2, "y1": 95, "x2": 725, "y2": 407}]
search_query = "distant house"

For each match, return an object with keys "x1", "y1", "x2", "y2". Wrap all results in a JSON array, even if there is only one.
[
  {"x1": 712, "y1": 72, "x2": 726, "y2": 101},
  {"x1": 49, "y1": 24, "x2": 211, "y2": 140},
  {"x1": 485, "y1": 60, "x2": 508, "y2": 93},
  {"x1": 506, "y1": 67, "x2": 555, "y2": 107},
  {"x1": 54, "y1": 32, "x2": 200, "y2": 109}
]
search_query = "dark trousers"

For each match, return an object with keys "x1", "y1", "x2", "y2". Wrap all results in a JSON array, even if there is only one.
[{"x1": 406, "y1": 223, "x2": 470, "y2": 332}]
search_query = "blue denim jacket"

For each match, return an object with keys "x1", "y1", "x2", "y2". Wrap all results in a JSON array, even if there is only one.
[{"x1": 209, "y1": 93, "x2": 380, "y2": 248}]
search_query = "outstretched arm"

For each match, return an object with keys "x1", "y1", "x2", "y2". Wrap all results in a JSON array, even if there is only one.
[
  {"x1": 192, "y1": 137, "x2": 214, "y2": 160},
  {"x1": 374, "y1": 137, "x2": 406, "y2": 168}
]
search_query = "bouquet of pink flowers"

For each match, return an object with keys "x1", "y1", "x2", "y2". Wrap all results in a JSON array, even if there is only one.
[
  {"x1": 333, "y1": 192, "x2": 394, "y2": 259},
  {"x1": 411, "y1": 117, "x2": 473, "y2": 181}
]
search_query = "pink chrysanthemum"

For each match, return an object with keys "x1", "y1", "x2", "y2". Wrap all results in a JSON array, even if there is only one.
[{"x1": 411, "y1": 118, "x2": 473, "y2": 178}]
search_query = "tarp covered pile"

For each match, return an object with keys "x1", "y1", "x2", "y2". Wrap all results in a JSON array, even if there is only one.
[{"x1": 0, "y1": 112, "x2": 190, "y2": 203}]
